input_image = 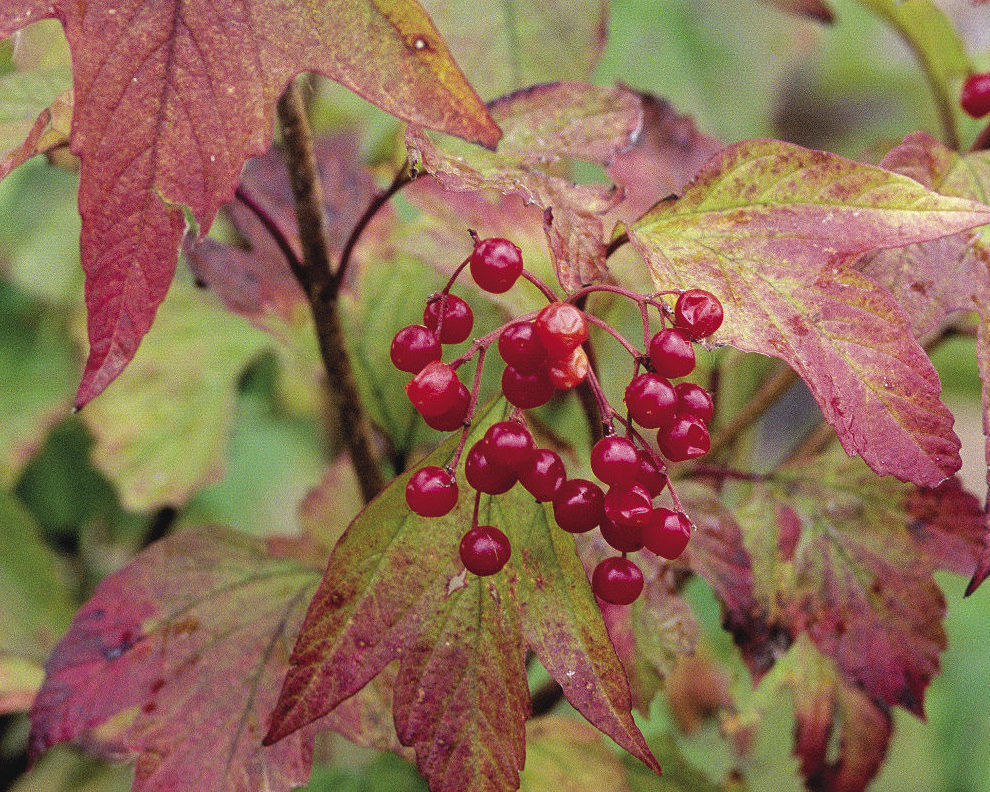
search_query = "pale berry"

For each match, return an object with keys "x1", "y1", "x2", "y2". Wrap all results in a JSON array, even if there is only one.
[
  {"x1": 465, "y1": 441, "x2": 517, "y2": 494},
  {"x1": 624, "y1": 373, "x2": 677, "y2": 428},
  {"x1": 674, "y1": 289, "x2": 723, "y2": 339},
  {"x1": 484, "y1": 421, "x2": 535, "y2": 474},
  {"x1": 405, "y1": 467, "x2": 458, "y2": 517},
  {"x1": 603, "y1": 483, "x2": 653, "y2": 528},
  {"x1": 535, "y1": 302, "x2": 588, "y2": 358},
  {"x1": 470, "y1": 238, "x2": 523, "y2": 293},
  {"x1": 961, "y1": 72, "x2": 990, "y2": 119},
  {"x1": 600, "y1": 517, "x2": 644, "y2": 553},
  {"x1": 657, "y1": 415, "x2": 711, "y2": 462},
  {"x1": 590, "y1": 436, "x2": 640, "y2": 486},
  {"x1": 424, "y1": 294, "x2": 474, "y2": 344},
  {"x1": 635, "y1": 452, "x2": 668, "y2": 497},
  {"x1": 649, "y1": 328, "x2": 695, "y2": 378},
  {"x1": 552, "y1": 479, "x2": 605, "y2": 533},
  {"x1": 406, "y1": 362, "x2": 461, "y2": 417},
  {"x1": 460, "y1": 525, "x2": 511, "y2": 576},
  {"x1": 501, "y1": 366, "x2": 555, "y2": 409},
  {"x1": 642, "y1": 508, "x2": 691, "y2": 559},
  {"x1": 498, "y1": 321, "x2": 548, "y2": 373},
  {"x1": 674, "y1": 382, "x2": 714, "y2": 423},
  {"x1": 390, "y1": 324, "x2": 441, "y2": 373},
  {"x1": 547, "y1": 346, "x2": 589, "y2": 390},
  {"x1": 592, "y1": 557, "x2": 644, "y2": 605},
  {"x1": 422, "y1": 382, "x2": 471, "y2": 431},
  {"x1": 519, "y1": 448, "x2": 566, "y2": 501}
]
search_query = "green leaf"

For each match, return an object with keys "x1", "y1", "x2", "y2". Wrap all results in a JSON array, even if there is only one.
[
  {"x1": 629, "y1": 138, "x2": 990, "y2": 486},
  {"x1": 519, "y1": 716, "x2": 631, "y2": 792}
]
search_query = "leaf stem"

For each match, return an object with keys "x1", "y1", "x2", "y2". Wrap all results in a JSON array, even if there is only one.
[
  {"x1": 276, "y1": 78, "x2": 385, "y2": 502},
  {"x1": 234, "y1": 185, "x2": 303, "y2": 276}
]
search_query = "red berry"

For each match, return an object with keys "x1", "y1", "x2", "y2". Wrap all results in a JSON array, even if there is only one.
[
  {"x1": 674, "y1": 382, "x2": 714, "y2": 423},
  {"x1": 405, "y1": 466, "x2": 458, "y2": 517},
  {"x1": 423, "y1": 382, "x2": 471, "y2": 431},
  {"x1": 624, "y1": 373, "x2": 677, "y2": 428},
  {"x1": 961, "y1": 72, "x2": 990, "y2": 119},
  {"x1": 390, "y1": 325, "x2": 441, "y2": 373},
  {"x1": 534, "y1": 302, "x2": 588, "y2": 358},
  {"x1": 460, "y1": 525, "x2": 511, "y2": 576},
  {"x1": 552, "y1": 479, "x2": 605, "y2": 533},
  {"x1": 483, "y1": 421, "x2": 535, "y2": 474},
  {"x1": 519, "y1": 448, "x2": 566, "y2": 501},
  {"x1": 424, "y1": 294, "x2": 474, "y2": 344},
  {"x1": 501, "y1": 366, "x2": 555, "y2": 409},
  {"x1": 649, "y1": 328, "x2": 695, "y2": 378},
  {"x1": 406, "y1": 362, "x2": 461, "y2": 417},
  {"x1": 674, "y1": 289, "x2": 723, "y2": 339},
  {"x1": 590, "y1": 436, "x2": 640, "y2": 486},
  {"x1": 592, "y1": 557, "x2": 643, "y2": 605},
  {"x1": 603, "y1": 483, "x2": 653, "y2": 528},
  {"x1": 547, "y1": 346, "x2": 589, "y2": 390},
  {"x1": 465, "y1": 440, "x2": 517, "y2": 494},
  {"x1": 470, "y1": 238, "x2": 523, "y2": 293},
  {"x1": 600, "y1": 517, "x2": 644, "y2": 553},
  {"x1": 635, "y1": 452, "x2": 668, "y2": 497},
  {"x1": 642, "y1": 508, "x2": 691, "y2": 559},
  {"x1": 657, "y1": 415, "x2": 711, "y2": 461},
  {"x1": 498, "y1": 321, "x2": 548, "y2": 373}
]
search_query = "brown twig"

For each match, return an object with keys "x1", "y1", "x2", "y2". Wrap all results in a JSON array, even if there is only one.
[
  {"x1": 707, "y1": 364, "x2": 799, "y2": 458},
  {"x1": 276, "y1": 79, "x2": 385, "y2": 502}
]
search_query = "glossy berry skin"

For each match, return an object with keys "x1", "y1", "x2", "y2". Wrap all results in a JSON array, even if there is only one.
[
  {"x1": 501, "y1": 366, "x2": 555, "y2": 409},
  {"x1": 961, "y1": 72, "x2": 990, "y2": 119},
  {"x1": 657, "y1": 415, "x2": 711, "y2": 462},
  {"x1": 422, "y1": 382, "x2": 470, "y2": 431},
  {"x1": 390, "y1": 324, "x2": 441, "y2": 373},
  {"x1": 674, "y1": 289, "x2": 723, "y2": 339},
  {"x1": 624, "y1": 373, "x2": 677, "y2": 428},
  {"x1": 600, "y1": 518, "x2": 644, "y2": 553},
  {"x1": 590, "y1": 436, "x2": 641, "y2": 486},
  {"x1": 519, "y1": 448, "x2": 566, "y2": 501},
  {"x1": 552, "y1": 479, "x2": 605, "y2": 533},
  {"x1": 635, "y1": 452, "x2": 668, "y2": 497},
  {"x1": 405, "y1": 467, "x2": 458, "y2": 517},
  {"x1": 649, "y1": 328, "x2": 696, "y2": 378},
  {"x1": 498, "y1": 322, "x2": 548, "y2": 373},
  {"x1": 535, "y1": 302, "x2": 588, "y2": 358},
  {"x1": 592, "y1": 557, "x2": 643, "y2": 605},
  {"x1": 642, "y1": 508, "x2": 691, "y2": 559},
  {"x1": 604, "y1": 483, "x2": 653, "y2": 528},
  {"x1": 406, "y1": 362, "x2": 461, "y2": 417},
  {"x1": 675, "y1": 382, "x2": 714, "y2": 423},
  {"x1": 547, "y1": 346, "x2": 589, "y2": 390},
  {"x1": 484, "y1": 421, "x2": 535, "y2": 474},
  {"x1": 460, "y1": 525, "x2": 511, "y2": 576},
  {"x1": 470, "y1": 237, "x2": 523, "y2": 293},
  {"x1": 424, "y1": 294, "x2": 474, "y2": 344},
  {"x1": 465, "y1": 441, "x2": 517, "y2": 494}
]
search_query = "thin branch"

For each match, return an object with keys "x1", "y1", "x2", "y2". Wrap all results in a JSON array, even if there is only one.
[
  {"x1": 234, "y1": 185, "x2": 303, "y2": 275},
  {"x1": 707, "y1": 364, "x2": 798, "y2": 458}
]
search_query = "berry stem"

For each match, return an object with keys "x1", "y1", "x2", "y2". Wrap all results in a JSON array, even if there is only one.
[
  {"x1": 520, "y1": 269, "x2": 562, "y2": 302},
  {"x1": 472, "y1": 488, "x2": 482, "y2": 528},
  {"x1": 584, "y1": 368, "x2": 616, "y2": 435},
  {"x1": 448, "y1": 347, "x2": 488, "y2": 471},
  {"x1": 582, "y1": 312, "x2": 643, "y2": 359},
  {"x1": 449, "y1": 311, "x2": 540, "y2": 370}
]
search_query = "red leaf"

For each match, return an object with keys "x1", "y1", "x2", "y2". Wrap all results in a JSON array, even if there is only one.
[{"x1": 1, "y1": 1, "x2": 498, "y2": 407}]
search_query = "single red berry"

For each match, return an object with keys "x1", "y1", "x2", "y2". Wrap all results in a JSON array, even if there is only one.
[
  {"x1": 624, "y1": 373, "x2": 677, "y2": 429},
  {"x1": 406, "y1": 361, "x2": 461, "y2": 417},
  {"x1": 534, "y1": 302, "x2": 589, "y2": 358},
  {"x1": 674, "y1": 382, "x2": 714, "y2": 423},
  {"x1": 657, "y1": 415, "x2": 711, "y2": 461},
  {"x1": 547, "y1": 346, "x2": 589, "y2": 390},
  {"x1": 460, "y1": 525, "x2": 511, "y2": 576},
  {"x1": 961, "y1": 72, "x2": 990, "y2": 119},
  {"x1": 604, "y1": 483, "x2": 653, "y2": 528},
  {"x1": 465, "y1": 440, "x2": 517, "y2": 494},
  {"x1": 484, "y1": 421, "x2": 535, "y2": 474},
  {"x1": 390, "y1": 324, "x2": 441, "y2": 373},
  {"x1": 424, "y1": 293, "x2": 474, "y2": 344},
  {"x1": 635, "y1": 452, "x2": 668, "y2": 497},
  {"x1": 422, "y1": 382, "x2": 470, "y2": 431},
  {"x1": 501, "y1": 366, "x2": 555, "y2": 409},
  {"x1": 498, "y1": 321, "x2": 548, "y2": 373},
  {"x1": 470, "y1": 237, "x2": 523, "y2": 293},
  {"x1": 405, "y1": 466, "x2": 458, "y2": 517},
  {"x1": 642, "y1": 508, "x2": 691, "y2": 559},
  {"x1": 649, "y1": 328, "x2": 696, "y2": 378},
  {"x1": 600, "y1": 517, "x2": 644, "y2": 553},
  {"x1": 519, "y1": 448, "x2": 566, "y2": 501},
  {"x1": 590, "y1": 436, "x2": 640, "y2": 486},
  {"x1": 592, "y1": 557, "x2": 644, "y2": 605},
  {"x1": 674, "y1": 289, "x2": 724, "y2": 339},
  {"x1": 552, "y1": 479, "x2": 605, "y2": 533}
]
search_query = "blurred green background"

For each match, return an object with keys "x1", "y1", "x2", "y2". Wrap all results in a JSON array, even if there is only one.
[{"x1": 1, "y1": 0, "x2": 989, "y2": 790}]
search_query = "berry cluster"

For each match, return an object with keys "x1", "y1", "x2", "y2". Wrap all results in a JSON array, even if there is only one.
[{"x1": 395, "y1": 235, "x2": 723, "y2": 606}]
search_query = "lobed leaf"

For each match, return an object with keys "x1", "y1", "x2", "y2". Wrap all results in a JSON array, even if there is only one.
[
  {"x1": 519, "y1": 716, "x2": 631, "y2": 792},
  {"x1": 629, "y1": 138, "x2": 990, "y2": 486}
]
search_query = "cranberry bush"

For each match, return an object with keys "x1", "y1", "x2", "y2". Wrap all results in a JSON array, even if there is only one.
[{"x1": 1, "y1": 1, "x2": 990, "y2": 792}]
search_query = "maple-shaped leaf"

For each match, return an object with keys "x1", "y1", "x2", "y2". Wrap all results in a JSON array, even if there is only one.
[
  {"x1": 855, "y1": 132, "x2": 990, "y2": 594},
  {"x1": 407, "y1": 82, "x2": 643, "y2": 290},
  {"x1": 28, "y1": 525, "x2": 401, "y2": 792},
  {"x1": 0, "y1": 0, "x2": 499, "y2": 408},
  {"x1": 628, "y1": 139, "x2": 990, "y2": 486},
  {"x1": 267, "y1": 399, "x2": 659, "y2": 792}
]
